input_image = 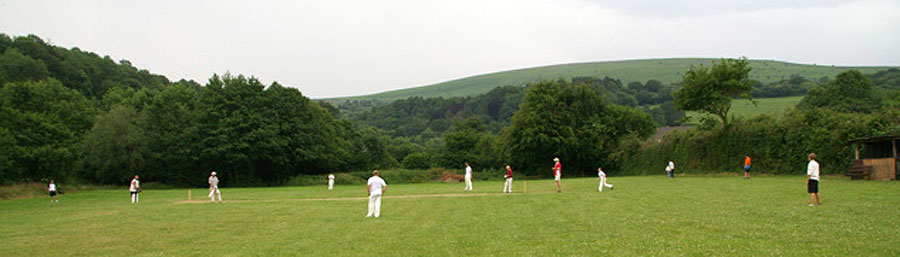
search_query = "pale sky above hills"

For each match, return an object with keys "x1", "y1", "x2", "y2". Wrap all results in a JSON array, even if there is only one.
[{"x1": 1, "y1": 0, "x2": 898, "y2": 98}]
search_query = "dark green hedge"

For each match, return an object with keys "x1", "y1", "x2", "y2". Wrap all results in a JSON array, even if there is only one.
[{"x1": 618, "y1": 108, "x2": 896, "y2": 176}]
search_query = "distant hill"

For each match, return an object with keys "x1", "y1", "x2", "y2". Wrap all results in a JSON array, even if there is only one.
[{"x1": 324, "y1": 58, "x2": 895, "y2": 103}]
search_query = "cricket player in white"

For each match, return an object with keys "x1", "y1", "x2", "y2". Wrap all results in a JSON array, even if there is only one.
[
  {"x1": 129, "y1": 175, "x2": 140, "y2": 204},
  {"x1": 366, "y1": 170, "x2": 387, "y2": 218},
  {"x1": 553, "y1": 157, "x2": 562, "y2": 192},
  {"x1": 208, "y1": 171, "x2": 222, "y2": 203},
  {"x1": 807, "y1": 153, "x2": 821, "y2": 207},
  {"x1": 464, "y1": 163, "x2": 473, "y2": 191},
  {"x1": 666, "y1": 160, "x2": 675, "y2": 179},
  {"x1": 597, "y1": 167, "x2": 613, "y2": 192},
  {"x1": 328, "y1": 173, "x2": 335, "y2": 190},
  {"x1": 48, "y1": 180, "x2": 59, "y2": 203}
]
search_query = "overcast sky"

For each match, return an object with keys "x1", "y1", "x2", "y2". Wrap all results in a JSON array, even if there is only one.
[{"x1": 1, "y1": 0, "x2": 898, "y2": 98}]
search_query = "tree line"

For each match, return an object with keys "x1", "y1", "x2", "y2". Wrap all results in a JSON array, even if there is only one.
[
  {"x1": 2, "y1": 34, "x2": 898, "y2": 186},
  {"x1": 623, "y1": 59, "x2": 900, "y2": 175}
]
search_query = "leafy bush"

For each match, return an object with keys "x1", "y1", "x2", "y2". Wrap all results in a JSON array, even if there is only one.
[
  {"x1": 285, "y1": 169, "x2": 444, "y2": 186},
  {"x1": 619, "y1": 108, "x2": 893, "y2": 175},
  {"x1": 401, "y1": 152, "x2": 433, "y2": 169}
]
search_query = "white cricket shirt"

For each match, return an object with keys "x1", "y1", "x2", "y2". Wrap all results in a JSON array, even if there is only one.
[
  {"x1": 130, "y1": 179, "x2": 139, "y2": 192},
  {"x1": 367, "y1": 176, "x2": 387, "y2": 196},
  {"x1": 209, "y1": 176, "x2": 219, "y2": 187},
  {"x1": 807, "y1": 160, "x2": 820, "y2": 181}
]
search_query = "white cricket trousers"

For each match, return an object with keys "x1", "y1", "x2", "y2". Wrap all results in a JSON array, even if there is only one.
[
  {"x1": 503, "y1": 178, "x2": 513, "y2": 193},
  {"x1": 130, "y1": 192, "x2": 139, "y2": 203},
  {"x1": 328, "y1": 180, "x2": 334, "y2": 190},
  {"x1": 209, "y1": 186, "x2": 222, "y2": 202},
  {"x1": 598, "y1": 178, "x2": 613, "y2": 191},
  {"x1": 464, "y1": 175, "x2": 472, "y2": 191},
  {"x1": 366, "y1": 194, "x2": 382, "y2": 218}
]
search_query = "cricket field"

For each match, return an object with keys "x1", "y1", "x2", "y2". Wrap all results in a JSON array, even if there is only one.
[{"x1": 2, "y1": 175, "x2": 898, "y2": 256}]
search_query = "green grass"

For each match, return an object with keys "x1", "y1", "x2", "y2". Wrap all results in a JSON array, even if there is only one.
[
  {"x1": 324, "y1": 58, "x2": 895, "y2": 103},
  {"x1": 2, "y1": 175, "x2": 898, "y2": 256},
  {"x1": 686, "y1": 96, "x2": 803, "y2": 122}
]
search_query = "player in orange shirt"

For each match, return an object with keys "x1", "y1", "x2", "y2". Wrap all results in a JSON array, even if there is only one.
[{"x1": 743, "y1": 154, "x2": 752, "y2": 179}]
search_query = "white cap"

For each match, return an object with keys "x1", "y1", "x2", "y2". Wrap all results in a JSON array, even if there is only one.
[
  {"x1": 211, "y1": 171, "x2": 217, "y2": 176},
  {"x1": 553, "y1": 157, "x2": 559, "y2": 162}
]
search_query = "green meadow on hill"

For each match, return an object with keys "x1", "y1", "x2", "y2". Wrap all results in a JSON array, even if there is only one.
[
  {"x1": 685, "y1": 96, "x2": 804, "y2": 121},
  {"x1": 327, "y1": 58, "x2": 893, "y2": 103}
]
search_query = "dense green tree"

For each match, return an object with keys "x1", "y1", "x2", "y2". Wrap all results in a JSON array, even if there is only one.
[
  {"x1": 0, "y1": 33, "x2": 168, "y2": 99},
  {"x1": 351, "y1": 86, "x2": 524, "y2": 140},
  {"x1": 647, "y1": 102, "x2": 685, "y2": 126},
  {"x1": 673, "y1": 58, "x2": 754, "y2": 128},
  {"x1": 192, "y1": 74, "x2": 367, "y2": 186},
  {"x1": 798, "y1": 70, "x2": 879, "y2": 113},
  {"x1": 0, "y1": 79, "x2": 94, "y2": 183},
  {"x1": 751, "y1": 75, "x2": 815, "y2": 98},
  {"x1": 501, "y1": 80, "x2": 656, "y2": 176},
  {"x1": 401, "y1": 152, "x2": 433, "y2": 169},
  {"x1": 355, "y1": 127, "x2": 400, "y2": 170},
  {"x1": 384, "y1": 137, "x2": 425, "y2": 165},
  {"x1": 0, "y1": 128, "x2": 17, "y2": 183},
  {"x1": 870, "y1": 68, "x2": 900, "y2": 90},
  {"x1": 139, "y1": 83, "x2": 201, "y2": 184},
  {"x1": 645, "y1": 79, "x2": 665, "y2": 92},
  {"x1": 0, "y1": 48, "x2": 51, "y2": 84},
  {"x1": 439, "y1": 117, "x2": 486, "y2": 167},
  {"x1": 81, "y1": 105, "x2": 145, "y2": 184}
]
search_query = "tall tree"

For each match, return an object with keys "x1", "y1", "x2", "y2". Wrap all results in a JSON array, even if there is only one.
[
  {"x1": 501, "y1": 80, "x2": 656, "y2": 176},
  {"x1": 195, "y1": 73, "x2": 364, "y2": 186},
  {"x1": 0, "y1": 79, "x2": 94, "y2": 182},
  {"x1": 81, "y1": 105, "x2": 145, "y2": 184},
  {"x1": 139, "y1": 83, "x2": 201, "y2": 184},
  {"x1": 0, "y1": 48, "x2": 50, "y2": 84},
  {"x1": 798, "y1": 70, "x2": 880, "y2": 113},
  {"x1": 673, "y1": 58, "x2": 754, "y2": 128}
]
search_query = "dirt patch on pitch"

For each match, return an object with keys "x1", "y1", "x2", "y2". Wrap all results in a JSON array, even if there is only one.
[{"x1": 173, "y1": 192, "x2": 521, "y2": 204}]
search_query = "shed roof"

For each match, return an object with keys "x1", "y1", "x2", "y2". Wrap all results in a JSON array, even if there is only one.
[{"x1": 849, "y1": 135, "x2": 900, "y2": 144}]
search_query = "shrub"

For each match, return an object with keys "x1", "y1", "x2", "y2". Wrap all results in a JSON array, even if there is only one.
[
  {"x1": 285, "y1": 169, "x2": 442, "y2": 186},
  {"x1": 619, "y1": 108, "x2": 893, "y2": 175},
  {"x1": 401, "y1": 152, "x2": 433, "y2": 169}
]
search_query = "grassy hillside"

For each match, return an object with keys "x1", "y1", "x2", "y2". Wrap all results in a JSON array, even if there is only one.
[
  {"x1": 326, "y1": 58, "x2": 894, "y2": 103},
  {"x1": 3, "y1": 176, "x2": 898, "y2": 256},
  {"x1": 686, "y1": 96, "x2": 804, "y2": 122}
]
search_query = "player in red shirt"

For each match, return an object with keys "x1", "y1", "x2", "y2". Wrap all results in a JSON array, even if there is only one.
[
  {"x1": 503, "y1": 165, "x2": 514, "y2": 193},
  {"x1": 553, "y1": 157, "x2": 562, "y2": 193}
]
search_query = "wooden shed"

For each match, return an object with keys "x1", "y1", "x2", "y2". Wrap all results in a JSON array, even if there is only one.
[{"x1": 849, "y1": 135, "x2": 899, "y2": 180}]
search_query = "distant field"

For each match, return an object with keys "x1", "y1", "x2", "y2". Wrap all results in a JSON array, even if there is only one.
[
  {"x1": 3, "y1": 176, "x2": 898, "y2": 256},
  {"x1": 686, "y1": 96, "x2": 803, "y2": 122},
  {"x1": 325, "y1": 58, "x2": 895, "y2": 103}
]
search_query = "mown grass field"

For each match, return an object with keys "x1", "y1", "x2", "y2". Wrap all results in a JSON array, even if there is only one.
[
  {"x1": 686, "y1": 96, "x2": 803, "y2": 122},
  {"x1": 2, "y1": 175, "x2": 898, "y2": 256},
  {"x1": 326, "y1": 58, "x2": 893, "y2": 103}
]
